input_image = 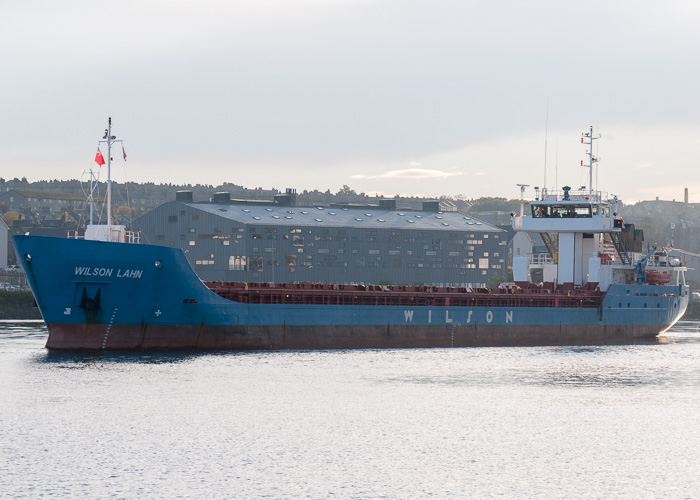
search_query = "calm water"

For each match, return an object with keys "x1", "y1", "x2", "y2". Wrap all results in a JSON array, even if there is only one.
[{"x1": 2, "y1": 322, "x2": 700, "y2": 498}]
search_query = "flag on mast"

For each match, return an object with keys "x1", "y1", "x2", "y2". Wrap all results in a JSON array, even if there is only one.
[
  {"x1": 94, "y1": 148, "x2": 105, "y2": 167},
  {"x1": 122, "y1": 144, "x2": 127, "y2": 162}
]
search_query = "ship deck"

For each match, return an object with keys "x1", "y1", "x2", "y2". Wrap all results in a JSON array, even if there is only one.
[{"x1": 203, "y1": 281, "x2": 605, "y2": 309}]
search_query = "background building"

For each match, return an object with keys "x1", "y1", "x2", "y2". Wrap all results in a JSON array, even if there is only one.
[{"x1": 131, "y1": 193, "x2": 507, "y2": 286}]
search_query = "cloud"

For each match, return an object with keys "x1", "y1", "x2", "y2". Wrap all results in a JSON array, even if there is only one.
[{"x1": 351, "y1": 168, "x2": 463, "y2": 180}]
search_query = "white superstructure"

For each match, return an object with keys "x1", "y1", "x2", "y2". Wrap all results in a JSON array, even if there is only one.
[{"x1": 512, "y1": 127, "x2": 686, "y2": 290}]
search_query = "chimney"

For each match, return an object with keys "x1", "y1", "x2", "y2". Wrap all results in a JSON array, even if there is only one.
[
  {"x1": 421, "y1": 201, "x2": 441, "y2": 212},
  {"x1": 212, "y1": 192, "x2": 232, "y2": 204},
  {"x1": 176, "y1": 190, "x2": 193, "y2": 202},
  {"x1": 379, "y1": 199, "x2": 397, "y2": 210}
]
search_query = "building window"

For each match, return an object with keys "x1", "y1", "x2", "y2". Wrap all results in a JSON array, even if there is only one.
[
  {"x1": 192, "y1": 215, "x2": 199, "y2": 220},
  {"x1": 286, "y1": 255, "x2": 297, "y2": 266},
  {"x1": 479, "y1": 258, "x2": 489, "y2": 269},
  {"x1": 249, "y1": 256, "x2": 263, "y2": 272},
  {"x1": 189, "y1": 241, "x2": 196, "y2": 246},
  {"x1": 229, "y1": 256, "x2": 247, "y2": 271},
  {"x1": 168, "y1": 215, "x2": 177, "y2": 223}
]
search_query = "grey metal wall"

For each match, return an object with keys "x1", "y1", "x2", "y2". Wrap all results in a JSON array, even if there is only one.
[{"x1": 132, "y1": 201, "x2": 507, "y2": 287}]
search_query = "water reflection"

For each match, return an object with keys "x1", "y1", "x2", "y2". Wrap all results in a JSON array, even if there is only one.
[
  {"x1": 528, "y1": 367, "x2": 670, "y2": 388},
  {"x1": 32, "y1": 349, "x2": 228, "y2": 368}
]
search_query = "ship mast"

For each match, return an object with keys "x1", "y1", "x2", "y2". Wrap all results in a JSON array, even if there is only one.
[
  {"x1": 581, "y1": 125, "x2": 600, "y2": 199},
  {"x1": 99, "y1": 118, "x2": 121, "y2": 241},
  {"x1": 85, "y1": 167, "x2": 98, "y2": 225}
]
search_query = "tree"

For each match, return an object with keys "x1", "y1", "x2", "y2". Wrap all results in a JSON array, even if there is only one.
[
  {"x1": 468, "y1": 197, "x2": 522, "y2": 214},
  {"x1": 486, "y1": 273, "x2": 507, "y2": 288},
  {"x1": 337, "y1": 185, "x2": 356, "y2": 196},
  {"x1": 2, "y1": 211, "x2": 20, "y2": 225},
  {"x1": 115, "y1": 206, "x2": 134, "y2": 215}
]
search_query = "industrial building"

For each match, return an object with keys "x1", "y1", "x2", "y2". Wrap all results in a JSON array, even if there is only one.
[{"x1": 131, "y1": 191, "x2": 507, "y2": 286}]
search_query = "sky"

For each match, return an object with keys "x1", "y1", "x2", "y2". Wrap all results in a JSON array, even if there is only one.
[{"x1": 2, "y1": 0, "x2": 700, "y2": 204}]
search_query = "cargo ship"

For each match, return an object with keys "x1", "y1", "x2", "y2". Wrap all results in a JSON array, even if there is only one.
[{"x1": 12, "y1": 124, "x2": 689, "y2": 350}]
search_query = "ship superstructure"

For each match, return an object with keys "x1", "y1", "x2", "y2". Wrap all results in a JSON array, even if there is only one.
[{"x1": 513, "y1": 127, "x2": 686, "y2": 292}]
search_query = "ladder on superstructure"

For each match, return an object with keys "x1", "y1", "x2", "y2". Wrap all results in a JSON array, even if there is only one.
[
  {"x1": 610, "y1": 232, "x2": 632, "y2": 265},
  {"x1": 540, "y1": 232, "x2": 558, "y2": 259}
]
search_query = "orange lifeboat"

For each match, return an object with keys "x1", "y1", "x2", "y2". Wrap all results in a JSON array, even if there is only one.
[{"x1": 646, "y1": 270, "x2": 672, "y2": 285}]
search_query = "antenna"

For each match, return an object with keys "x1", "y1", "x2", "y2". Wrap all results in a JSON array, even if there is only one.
[
  {"x1": 581, "y1": 125, "x2": 600, "y2": 199},
  {"x1": 543, "y1": 97, "x2": 549, "y2": 193},
  {"x1": 555, "y1": 137, "x2": 558, "y2": 195},
  {"x1": 516, "y1": 184, "x2": 529, "y2": 217}
]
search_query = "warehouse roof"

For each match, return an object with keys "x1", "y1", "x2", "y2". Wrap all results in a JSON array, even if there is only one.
[{"x1": 185, "y1": 202, "x2": 505, "y2": 232}]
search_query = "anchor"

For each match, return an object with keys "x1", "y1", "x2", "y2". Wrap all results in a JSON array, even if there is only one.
[{"x1": 78, "y1": 287, "x2": 102, "y2": 319}]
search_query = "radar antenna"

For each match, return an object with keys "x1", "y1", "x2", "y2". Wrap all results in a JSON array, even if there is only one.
[{"x1": 516, "y1": 184, "x2": 529, "y2": 217}]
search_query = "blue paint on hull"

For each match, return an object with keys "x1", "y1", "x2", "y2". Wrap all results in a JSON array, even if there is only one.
[{"x1": 13, "y1": 235, "x2": 689, "y2": 350}]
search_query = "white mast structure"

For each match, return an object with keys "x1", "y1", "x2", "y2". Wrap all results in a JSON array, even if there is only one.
[
  {"x1": 83, "y1": 167, "x2": 98, "y2": 225},
  {"x1": 87, "y1": 117, "x2": 127, "y2": 242},
  {"x1": 581, "y1": 125, "x2": 600, "y2": 199},
  {"x1": 98, "y1": 117, "x2": 122, "y2": 241}
]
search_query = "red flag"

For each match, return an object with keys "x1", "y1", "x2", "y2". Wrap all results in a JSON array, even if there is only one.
[
  {"x1": 94, "y1": 149, "x2": 105, "y2": 167},
  {"x1": 122, "y1": 144, "x2": 127, "y2": 162}
]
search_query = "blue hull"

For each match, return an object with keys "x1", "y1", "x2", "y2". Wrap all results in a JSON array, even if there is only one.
[{"x1": 13, "y1": 235, "x2": 689, "y2": 350}]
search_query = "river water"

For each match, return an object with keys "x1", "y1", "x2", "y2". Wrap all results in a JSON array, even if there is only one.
[{"x1": 2, "y1": 321, "x2": 700, "y2": 498}]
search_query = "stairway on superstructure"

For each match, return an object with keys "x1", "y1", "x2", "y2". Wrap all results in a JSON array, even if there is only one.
[{"x1": 610, "y1": 232, "x2": 632, "y2": 265}]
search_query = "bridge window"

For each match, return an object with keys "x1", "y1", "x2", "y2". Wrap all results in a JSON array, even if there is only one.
[{"x1": 531, "y1": 204, "x2": 592, "y2": 218}]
